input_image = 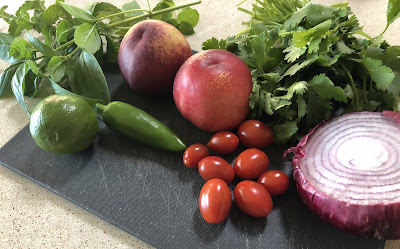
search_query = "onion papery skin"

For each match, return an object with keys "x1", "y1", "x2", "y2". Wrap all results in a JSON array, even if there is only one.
[{"x1": 286, "y1": 111, "x2": 400, "y2": 239}]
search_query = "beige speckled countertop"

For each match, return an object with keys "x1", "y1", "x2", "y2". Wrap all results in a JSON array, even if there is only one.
[{"x1": 0, "y1": 0, "x2": 399, "y2": 248}]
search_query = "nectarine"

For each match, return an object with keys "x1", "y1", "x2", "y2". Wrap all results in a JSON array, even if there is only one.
[
  {"x1": 173, "y1": 49, "x2": 252, "y2": 132},
  {"x1": 118, "y1": 20, "x2": 192, "y2": 96}
]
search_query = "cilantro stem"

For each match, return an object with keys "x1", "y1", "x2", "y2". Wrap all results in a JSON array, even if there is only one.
[
  {"x1": 339, "y1": 61, "x2": 359, "y2": 111},
  {"x1": 106, "y1": 0, "x2": 201, "y2": 28},
  {"x1": 362, "y1": 75, "x2": 368, "y2": 103},
  {"x1": 354, "y1": 30, "x2": 373, "y2": 40}
]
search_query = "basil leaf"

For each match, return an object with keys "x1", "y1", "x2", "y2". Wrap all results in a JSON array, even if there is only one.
[
  {"x1": 69, "y1": 51, "x2": 110, "y2": 104},
  {"x1": 58, "y1": 2, "x2": 96, "y2": 23},
  {"x1": 27, "y1": 59, "x2": 49, "y2": 78},
  {"x1": 121, "y1": 1, "x2": 144, "y2": 18},
  {"x1": 11, "y1": 62, "x2": 30, "y2": 114},
  {"x1": 24, "y1": 69, "x2": 39, "y2": 97},
  {"x1": 9, "y1": 37, "x2": 34, "y2": 60},
  {"x1": 0, "y1": 33, "x2": 19, "y2": 64},
  {"x1": 177, "y1": 7, "x2": 199, "y2": 27},
  {"x1": 27, "y1": 33, "x2": 57, "y2": 57},
  {"x1": 92, "y1": 2, "x2": 123, "y2": 22},
  {"x1": 0, "y1": 65, "x2": 18, "y2": 96},
  {"x1": 386, "y1": 0, "x2": 400, "y2": 28},
  {"x1": 178, "y1": 21, "x2": 194, "y2": 35},
  {"x1": 48, "y1": 77, "x2": 103, "y2": 106},
  {"x1": 74, "y1": 23, "x2": 101, "y2": 54},
  {"x1": 56, "y1": 20, "x2": 74, "y2": 43},
  {"x1": 152, "y1": 1, "x2": 175, "y2": 21},
  {"x1": 104, "y1": 36, "x2": 119, "y2": 63},
  {"x1": 47, "y1": 56, "x2": 67, "y2": 82}
]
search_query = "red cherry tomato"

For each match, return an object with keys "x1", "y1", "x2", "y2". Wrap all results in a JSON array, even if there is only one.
[
  {"x1": 237, "y1": 120, "x2": 274, "y2": 149},
  {"x1": 233, "y1": 180, "x2": 273, "y2": 217},
  {"x1": 233, "y1": 148, "x2": 269, "y2": 179},
  {"x1": 198, "y1": 156, "x2": 235, "y2": 183},
  {"x1": 207, "y1": 131, "x2": 239, "y2": 154},
  {"x1": 183, "y1": 144, "x2": 209, "y2": 169},
  {"x1": 199, "y1": 179, "x2": 232, "y2": 224},
  {"x1": 257, "y1": 170, "x2": 289, "y2": 196}
]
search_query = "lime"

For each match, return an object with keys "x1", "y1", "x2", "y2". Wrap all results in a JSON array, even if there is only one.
[{"x1": 29, "y1": 94, "x2": 98, "y2": 154}]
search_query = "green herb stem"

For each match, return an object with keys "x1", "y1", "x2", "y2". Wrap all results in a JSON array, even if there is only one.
[
  {"x1": 99, "y1": 9, "x2": 150, "y2": 22},
  {"x1": 55, "y1": 40, "x2": 75, "y2": 52},
  {"x1": 340, "y1": 61, "x2": 360, "y2": 111},
  {"x1": 362, "y1": 75, "x2": 368, "y2": 102},
  {"x1": 107, "y1": 0, "x2": 202, "y2": 28},
  {"x1": 354, "y1": 29, "x2": 373, "y2": 40}
]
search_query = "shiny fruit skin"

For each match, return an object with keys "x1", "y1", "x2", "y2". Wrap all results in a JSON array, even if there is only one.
[
  {"x1": 237, "y1": 120, "x2": 274, "y2": 149},
  {"x1": 198, "y1": 156, "x2": 235, "y2": 183},
  {"x1": 183, "y1": 144, "x2": 210, "y2": 169},
  {"x1": 199, "y1": 179, "x2": 232, "y2": 224},
  {"x1": 258, "y1": 170, "x2": 289, "y2": 196},
  {"x1": 233, "y1": 180, "x2": 273, "y2": 217},
  {"x1": 173, "y1": 49, "x2": 252, "y2": 132},
  {"x1": 29, "y1": 95, "x2": 98, "y2": 154},
  {"x1": 118, "y1": 20, "x2": 192, "y2": 96},
  {"x1": 234, "y1": 148, "x2": 269, "y2": 179},
  {"x1": 207, "y1": 131, "x2": 239, "y2": 154}
]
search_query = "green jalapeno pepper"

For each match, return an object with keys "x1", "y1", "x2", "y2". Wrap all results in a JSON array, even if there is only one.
[{"x1": 96, "y1": 101, "x2": 186, "y2": 152}]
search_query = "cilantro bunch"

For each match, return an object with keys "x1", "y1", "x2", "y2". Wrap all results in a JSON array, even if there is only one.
[
  {"x1": 203, "y1": 0, "x2": 400, "y2": 144},
  {"x1": 0, "y1": 0, "x2": 201, "y2": 113}
]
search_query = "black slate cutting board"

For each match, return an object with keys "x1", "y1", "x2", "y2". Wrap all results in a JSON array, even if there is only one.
[{"x1": 0, "y1": 66, "x2": 385, "y2": 249}]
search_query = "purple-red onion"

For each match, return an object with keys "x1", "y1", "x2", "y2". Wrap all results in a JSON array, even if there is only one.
[{"x1": 284, "y1": 111, "x2": 400, "y2": 239}]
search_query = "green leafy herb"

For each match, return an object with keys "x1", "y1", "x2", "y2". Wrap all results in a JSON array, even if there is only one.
[
  {"x1": 203, "y1": 0, "x2": 400, "y2": 144},
  {"x1": 0, "y1": 0, "x2": 201, "y2": 114}
]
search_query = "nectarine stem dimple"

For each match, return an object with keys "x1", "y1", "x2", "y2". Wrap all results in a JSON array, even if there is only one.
[{"x1": 107, "y1": 1, "x2": 202, "y2": 29}]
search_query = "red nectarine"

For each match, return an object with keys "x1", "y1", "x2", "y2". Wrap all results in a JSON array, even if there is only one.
[
  {"x1": 173, "y1": 49, "x2": 252, "y2": 132},
  {"x1": 118, "y1": 20, "x2": 192, "y2": 96}
]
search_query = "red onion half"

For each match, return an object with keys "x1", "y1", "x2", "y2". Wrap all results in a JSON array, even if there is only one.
[{"x1": 284, "y1": 111, "x2": 400, "y2": 239}]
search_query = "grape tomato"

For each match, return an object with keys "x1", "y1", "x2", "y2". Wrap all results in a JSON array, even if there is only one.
[
  {"x1": 234, "y1": 148, "x2": 269, "y2": 179},
  {"x1": 258, "y1": 170, "x2": 289, "y2": 196},
  {"x1": 198, "y1": 156, "x2": 235, "y2": 183},
  {"x1": 233, "y1": 180, "x2": 273, "y2": 217},
  {"x1": 237, "y1": 120, "x2": 274, "y2": 149},
  {"x1": 183, "y1": 144, "x2": 209, "y2": 169},
  {"x1": 199, "y1": 179, "x2": 232, "y2": 224},
  {"x1": 207, "y1": 131, "x2": 239, "y2": 154}
]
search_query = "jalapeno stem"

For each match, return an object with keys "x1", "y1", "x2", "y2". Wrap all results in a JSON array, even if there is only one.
[{"x1": 95, "y1": 103, "x2": 106, "y2": 119}]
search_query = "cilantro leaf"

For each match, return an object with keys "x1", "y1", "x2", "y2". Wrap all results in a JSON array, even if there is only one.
[
  {"x1": 361, "y1": 57, "x2": 395, "y2": 90},
  {"x1": 386, "y1": 0, "x2": 400, "y2": 29},
  {"x1": 307, "y1": 93, "x2": 332, "y2": 125},
  {"x1": 282, "y1": 4, "x2": 308, "y2": 30},
  {"x1": 273, "y1": 121, "x2": 299, "y2": 145},
  {"x1": 296, "y1": 95, "x2": 307, "y2": 118},
  {"x1": 336, "y1": 41, "x2": 354, "y2": 55},
  {"x1": 283, "y1": 45, "x2": 306, "y2": 63},
  {"x1": 308, "y1": 74, "x2": 347, "y2": 102},
  {"x1": 305, "y1": 4, "x2": 334, "y2": 26},
  {"x1": 292, "y1": 19, "x2": 332, "y2": 48},
  {"x1": 282, "y1": 58, "x2": 315, "y2": 77},
  {"x1": 202, "y1": 37, "x2": 227, "y2": 50}
]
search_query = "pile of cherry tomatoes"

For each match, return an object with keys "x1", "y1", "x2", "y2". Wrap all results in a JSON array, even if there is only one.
[{"x1": 182, "y1": 120, "x2": 289, "y2": 224}]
